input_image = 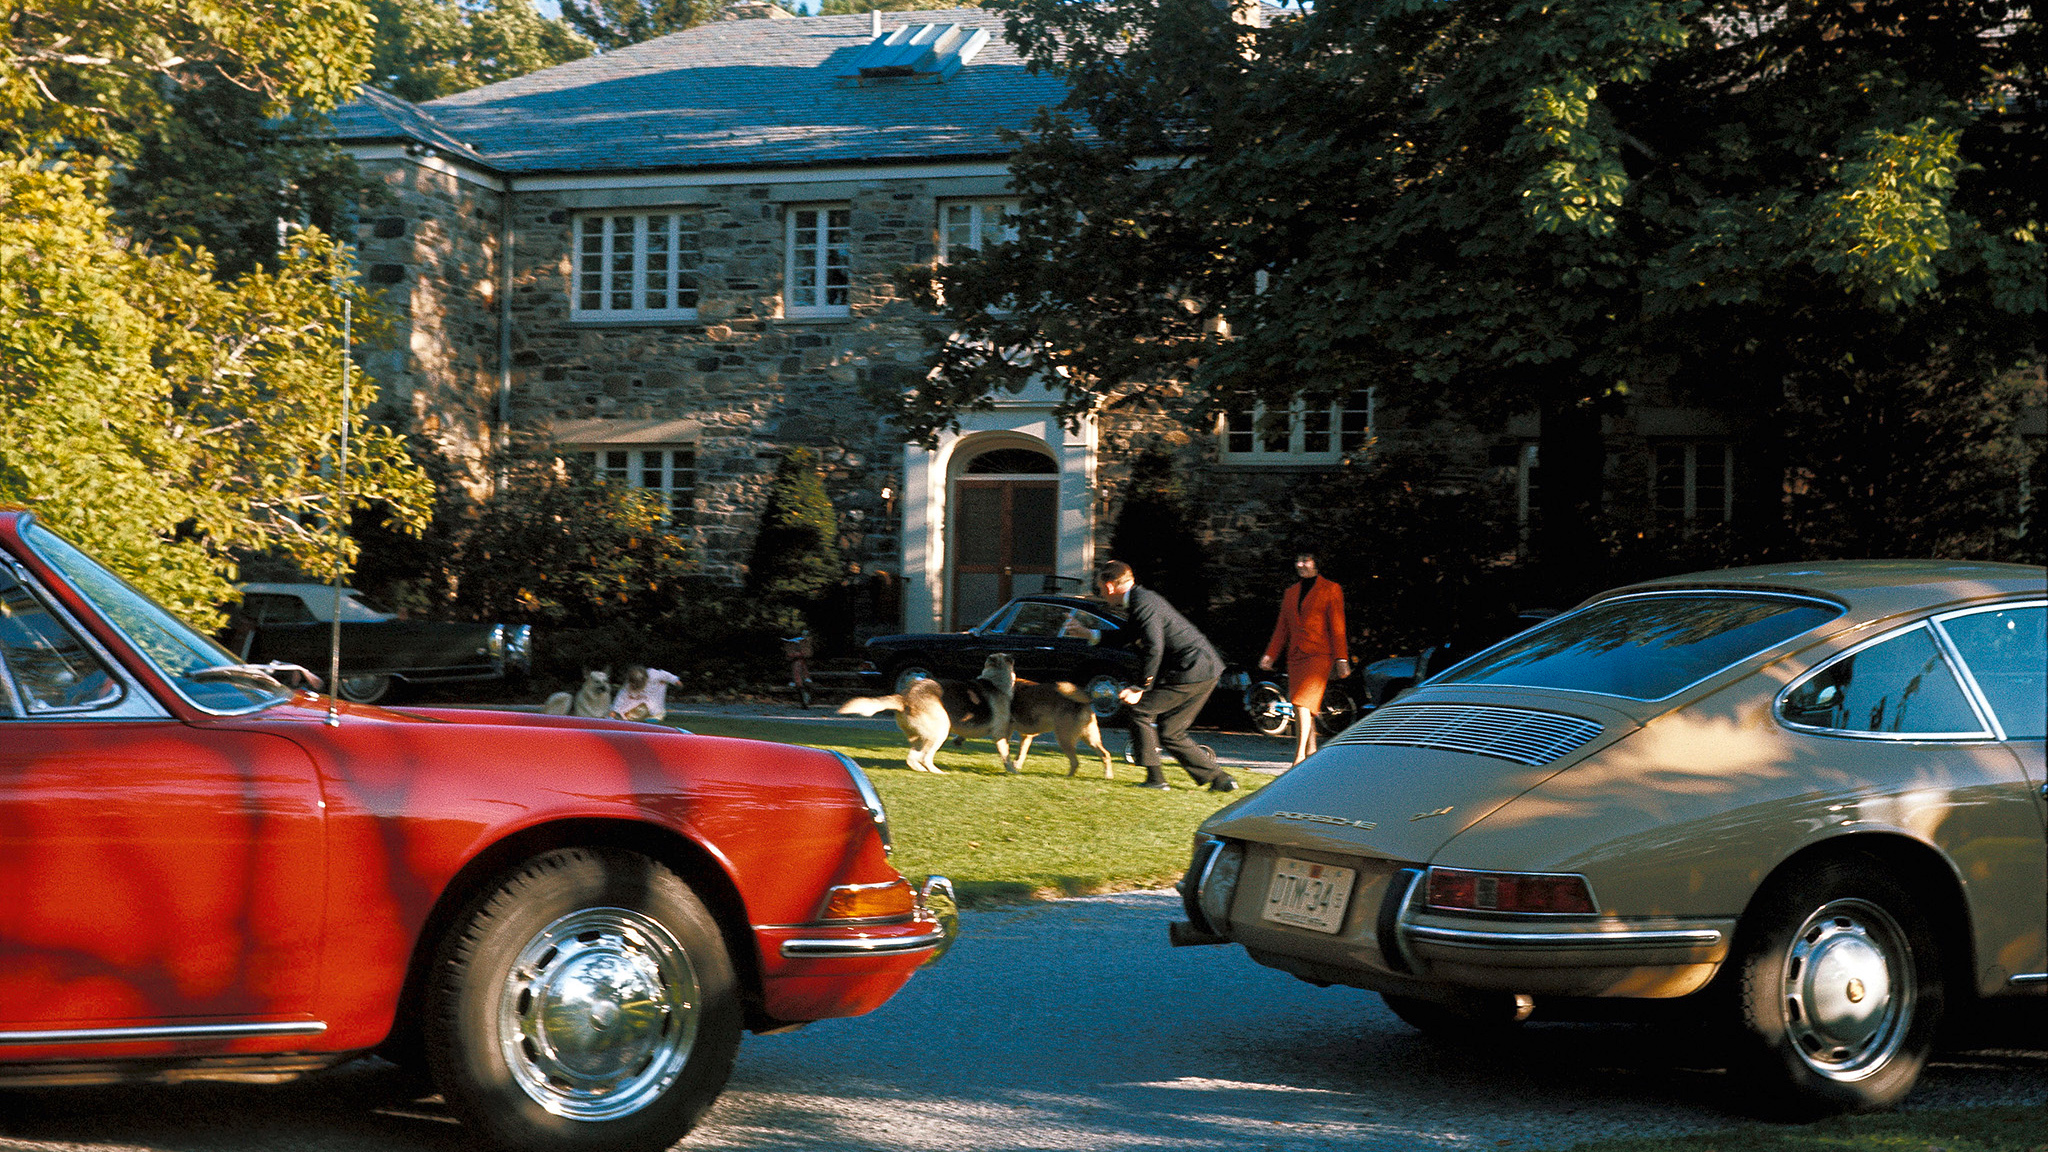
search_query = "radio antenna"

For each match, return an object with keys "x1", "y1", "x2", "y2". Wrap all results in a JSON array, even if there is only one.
[{"x1": 328, "y1": 287, "x2": 352, "y2": 727}]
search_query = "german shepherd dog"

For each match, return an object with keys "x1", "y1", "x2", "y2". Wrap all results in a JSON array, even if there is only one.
[
  {"x1": 543, "y1": 669, "x2": 613, "y2": 718},
  {"x1": 1005, "y1": 679, "x2": 1116, "y2": 778},
  {"x1": 838, "y1": 654, "x2": 1016, "y2": 772}
]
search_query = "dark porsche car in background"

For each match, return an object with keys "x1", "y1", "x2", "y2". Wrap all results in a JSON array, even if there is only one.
[
  {"x1": 227, "y1": 582, "x2": 530, "y2": 704},
  {"x1": 861, "y1": 595, "x2": 1141, "y2": 716}
]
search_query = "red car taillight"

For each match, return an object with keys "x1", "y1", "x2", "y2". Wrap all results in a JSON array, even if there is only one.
[{"x1": 1426, "y1": 867, "x2": 1597, "y2": 915}]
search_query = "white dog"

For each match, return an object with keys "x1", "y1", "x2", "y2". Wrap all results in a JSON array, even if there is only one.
[{"x1": 543, "y1": 669, "x2": 612, "y2": 718}]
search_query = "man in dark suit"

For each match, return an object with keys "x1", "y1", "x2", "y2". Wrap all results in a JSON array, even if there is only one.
[{"x1": 1097, "y1": 560, "x2": 1238, "y2": 792}]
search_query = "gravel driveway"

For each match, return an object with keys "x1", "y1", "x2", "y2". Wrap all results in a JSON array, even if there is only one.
[{"x1": 3, "y1": 891, "x2": 2040, "y2": 1152}]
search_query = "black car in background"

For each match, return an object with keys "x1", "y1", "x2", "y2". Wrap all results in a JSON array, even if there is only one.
[
  {"x1": 861, "y1": 595, "x2": 1142, "y2": 717},
  {"x1": 228, "y1": 582, "x2": 532, "y2": 704}
]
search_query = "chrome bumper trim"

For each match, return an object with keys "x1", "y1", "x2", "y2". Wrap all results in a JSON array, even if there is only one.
[
  {"x1": 2010, "y1": 973, "x2": 2048, "y2": 988},
  {"x1": 0, "y1": 1021, "x2": 327, "y2": 1046},
  {"x1": 1404, "y1": 924, "x2": 1723, "y2": 951},
  {"x1": 780, "y1": 926, "x2": 950, "y2": 957},
  {"x1": 781, "y1": 875, "x2": 957, "y2": 961}
]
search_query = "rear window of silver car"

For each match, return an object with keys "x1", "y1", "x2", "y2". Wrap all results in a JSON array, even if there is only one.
[{"x1": 1434, "y1": 593, "x2": 1843, "y2": 701}]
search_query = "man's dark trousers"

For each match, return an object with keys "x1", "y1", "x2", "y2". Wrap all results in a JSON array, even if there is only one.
[{"x1": 1128, "y1": 679, "x2": 1228, "y2": 787}]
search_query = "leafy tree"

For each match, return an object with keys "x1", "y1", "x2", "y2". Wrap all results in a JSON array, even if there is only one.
[
  {"x1": 556, "y1": 0, "x2": 718, "y2": 49},
  {"x1": 448, "y1": 447, "x2": 696, "y2": 628},
  {"x1": 744, "y1": 447, "x2": 841, "y2": 632},
  {"x1": 1, "y1": 0, "x2": 373, "y2": 151},
  {"x1": 898, "y1": 0, "x2": 2045, "y2": 582},
  {"x1": 1106, "y1": 442, "x2": 1212, "y2": 624},
  {"x1": 369, "y1": 0, "x2": 593, "y2": 102},
  {"x1": 0, "y1": 158, "x2": 432, "y2": 626},
  {"x1": 820, "y1": 0, "x2": 983, "y2": 15}
]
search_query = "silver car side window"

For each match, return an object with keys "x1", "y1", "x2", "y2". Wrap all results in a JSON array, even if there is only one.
[
  {"x1": 1936, "y1": 605, "x2": 2046, "y2": 740},
  {"x1": 1779, "y1": 624, "x2": 1986, "y2": 737}
]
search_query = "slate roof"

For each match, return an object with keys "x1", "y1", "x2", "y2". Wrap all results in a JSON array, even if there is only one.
[{"x1": 330, "y1": 9, "x2": 1067, "y2": 177}]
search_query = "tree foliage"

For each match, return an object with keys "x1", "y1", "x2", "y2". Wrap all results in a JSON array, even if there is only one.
[
  {"x1": 369, "y1": 0, "x2": 592, "y2": 102},
  {"x1": 899, "y1": 0, "x2": 2045, "y2": 574},
  {"x1": 556, "y1": 0, "x2": 718, "y2": 49},
  {"x1": 1106, "y1": 442, "x2": 1212, "y2": 623},
  {"x1": 1, "y1": 0, "x2": 373, "y2": 150},
  {"x1": 0, "y1": 159, "x2": 432, "y2": 625},
  {"x1": 447, "y1": 447, "x2": 696, "y2": 628},
  {"x1": 744, "y1": 447, "x2": 841, "y2": 632}
]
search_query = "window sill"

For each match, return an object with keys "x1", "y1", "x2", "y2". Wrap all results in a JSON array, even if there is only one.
[
  {"x1": 775, "y1": 313, "x2": 855, "y2": 325},
  {"x1": 569, "y1": 314, "x2": 704, "y2": 329}
]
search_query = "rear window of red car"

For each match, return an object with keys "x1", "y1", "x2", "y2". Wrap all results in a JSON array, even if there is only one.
[{"x1": 1435, "y1": 593, "x2": 1842, "y2": 701}]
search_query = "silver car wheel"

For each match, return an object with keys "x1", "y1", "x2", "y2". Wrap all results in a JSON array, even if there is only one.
[
  {"x1": 337, "y1": 673, "x2": 392, "y2": 703},
  {"x1": 498, "y1": 906, "x2": 700, "y2": 1120},
  {"x1": 1777, "y1": 897, "x2": 1912, "y2": 1083},
  {"x1": 1084, "y1": 673, "x2": 1127, "y2": 719},
  {"x1": 892, "y1": 665, "x2": 932, "y2": 696}
]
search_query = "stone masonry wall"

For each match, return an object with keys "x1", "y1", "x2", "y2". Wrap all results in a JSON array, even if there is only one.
[{"x1": 354, "y1": 158, "x2": 505, "y2": 497}]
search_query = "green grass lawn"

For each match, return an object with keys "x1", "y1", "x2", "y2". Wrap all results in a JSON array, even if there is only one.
[{"x1": 673, "y1": 712, "x2": 1260, "y2": 907}]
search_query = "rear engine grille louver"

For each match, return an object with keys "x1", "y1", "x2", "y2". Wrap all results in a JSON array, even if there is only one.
[{"x1": 1331, "y1": 704, "x2": 1605, "y2": 766}]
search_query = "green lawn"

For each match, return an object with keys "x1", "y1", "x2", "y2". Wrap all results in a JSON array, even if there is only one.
[{"x1": 672, "y1": 711, "x2": 1260, "y2": 907}]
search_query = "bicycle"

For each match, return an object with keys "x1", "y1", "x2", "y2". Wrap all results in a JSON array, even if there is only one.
[
  {"x1": 782, "y1": 631, "x2": 815, "y2": 709},
  {"x1": 1224, "y1": 668, "x2": 1359, "y2": 739}
]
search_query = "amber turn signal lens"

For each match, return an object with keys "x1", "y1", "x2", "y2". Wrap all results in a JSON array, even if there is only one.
[
  {"x1": 823, "y1": 879, "x2": 916, "y2": 920},
  {"x1": 1426, "y1": 867, "x2": 1596, "y2": 914}
]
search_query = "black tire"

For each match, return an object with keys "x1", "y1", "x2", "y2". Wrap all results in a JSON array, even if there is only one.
[
  {"x1": 1316, "y1": 684, "x2": 1358, "y2": 736},
  {"x1": 337, "y1": 673, "x2": 393, "y2": 704},
  {"x1": 1381, "y1": 991, "x2": 1528, "y2": 1039},
  {"x1": 425, "y1": 847, "x2": 743, "y2": 1152},
  {"x1": 1246, "y1": 682, "x2": 1292, "y2": 736},
  {"x1": 1727, "y1": 856, "x2": 1943, "y2": 1117}
]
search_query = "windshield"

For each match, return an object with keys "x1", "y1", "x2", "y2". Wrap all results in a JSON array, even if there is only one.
[
  {"x1": 24, "y1": 523, "x2": 289, "y2": 712},
  {"x1": 1435, "y1": 593, "x2": 1843, "y2": 701}
]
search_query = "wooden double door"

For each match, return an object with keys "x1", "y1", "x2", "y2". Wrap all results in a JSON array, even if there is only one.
[{"x1": 950, "y1": 479, "x2": 1057, "y2": 631}]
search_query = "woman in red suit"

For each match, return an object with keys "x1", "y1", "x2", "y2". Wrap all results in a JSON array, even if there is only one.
[{"x1": 1259, "y1": 551, "x2": 1350, "y2": 765}]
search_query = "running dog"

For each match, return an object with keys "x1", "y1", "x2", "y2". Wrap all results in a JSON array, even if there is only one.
[
  {"x1": 1005, "y1": 678, "x2": 1116, "y2": 778},
  {"x1": 838, "y1": 654, "x2": 1016, "y2": 772},
  {"x1": 543, "y1": 669, "x2": 613, "y2": 718}
]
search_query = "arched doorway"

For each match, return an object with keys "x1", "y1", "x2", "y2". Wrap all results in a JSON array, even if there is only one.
[{"x1": 949, "y1": 443, "x2": 1058, "y2": 630}]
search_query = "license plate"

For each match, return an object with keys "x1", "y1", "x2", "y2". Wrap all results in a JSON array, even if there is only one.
[{"x1": 1261, "y1": 857, "x2": 1356, "y2": 934}]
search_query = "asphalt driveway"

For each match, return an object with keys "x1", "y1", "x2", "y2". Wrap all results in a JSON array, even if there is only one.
[{"x1": 3, "y1": 891, "x2": 2039, "y2": 1152}]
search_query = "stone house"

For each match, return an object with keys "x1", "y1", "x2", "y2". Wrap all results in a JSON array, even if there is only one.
[{"x1": 332, "y1": 9, "x2": 2035, "y2": 642}]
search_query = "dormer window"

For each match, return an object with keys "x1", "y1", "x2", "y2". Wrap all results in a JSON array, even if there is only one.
[{"x1": 839, "y1": 23, "x2": 989, "y2": 86}]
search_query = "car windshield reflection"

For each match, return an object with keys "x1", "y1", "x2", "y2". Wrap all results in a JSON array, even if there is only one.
[{"x1": 23, "y1": 523, "x2": 289, "y2": 713}]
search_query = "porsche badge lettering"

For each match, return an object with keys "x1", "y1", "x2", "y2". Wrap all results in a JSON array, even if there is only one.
[
  {"x1": 1272, "y1": 811, "x2": 1379, "y2": 831},
  {"x1": 1409, "y1": 806, "x2": 1455, "y2": 822}
]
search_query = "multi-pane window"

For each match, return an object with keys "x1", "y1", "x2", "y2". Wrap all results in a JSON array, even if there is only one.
[
  {"x1": 1220, "y1": 391, "x2": 1373, "y2": 464},
  {"x1": 583, "y1": 447, "x2": 697, "y2": 527},
  {"x1": 939, "y1": 200, "x2": 1018, "y2": 261},
  {"x1": 785, "y1": 205, "x2": 851, "y2": 316},
  {"x1": 573, "y1": 212, "x2": 703, "y2": 320},
  {"x1": 1654, "y1": 442, "x2": 1733, "y2": 524}
]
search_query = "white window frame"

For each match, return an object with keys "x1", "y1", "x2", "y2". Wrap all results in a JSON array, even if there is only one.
[
  {"x1": 1218, "y1": 390, "x2": 1373, "y2": 466},
  {"x1": 938, "y1": 199, "x2": 1018, "y2": 262},
  {"x1": 1653, "y1": 441, "x2": 1734, "y2": 525},
  {"x1": 571, "y1": 211, "x2": 704, "y2": 322},
  {"x1": 578, "y1": 444, "x2": 698, "y2": 529},
  {"x1": 784, "y1": 204, "x2": 852, "y2": 318}
]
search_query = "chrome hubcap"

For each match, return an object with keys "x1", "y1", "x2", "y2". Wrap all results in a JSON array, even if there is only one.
[
  {"x1": 499, "y1": 907, "x2": 698, "y2": 1119},
  {"x1": 1780, "y1": 898, "x2": 1911, "y2": 1081}
]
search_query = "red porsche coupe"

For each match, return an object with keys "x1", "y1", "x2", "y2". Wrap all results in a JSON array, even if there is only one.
[{"x1": 0, "y1": 510, "x2": 953, "y2": 1152}]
